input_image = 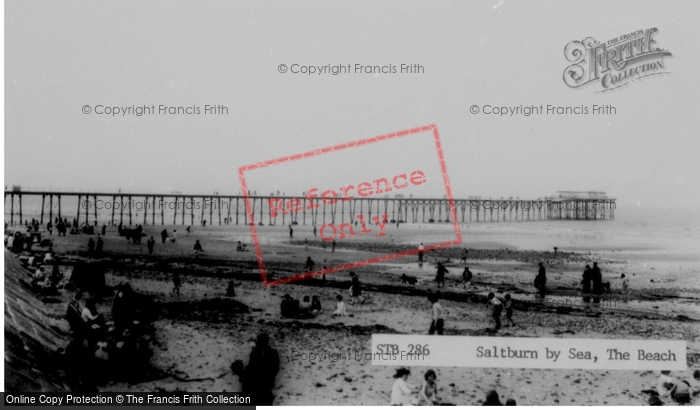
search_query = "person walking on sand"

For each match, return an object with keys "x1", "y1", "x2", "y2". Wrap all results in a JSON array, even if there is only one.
[
  {"x1": 534, "y1": 263, "x2": 547, "y2": 298},
  {"x1": 418, "y1": 243, "x2": 425, "y2": 262},
  {"x1": 47, "y1": 221, "x2": 53, "y2": 236},
  {"x1": 428, "y1": 294, "x2": 444, "y2": 335},
  {"x1": 462, "y1": 267, "x2": 473, "y2": 289},
  {"x1": 172, "y1": 270, "x2": 181, "y2": 296},
  {"x1": 87, "y1": 237, "x2": 95, "y2": 255},
  {"x1": 147, "y1": 236, "x2": 155, "y2": 254},
  {"x1": 487, "y1": 292, "x2": 503, "y2": 330},
  {"x1": 313, "y1": 226, "x2": 317, "y2": 237},
  {"x1": 435, "y1": 262, "x2": 448, "y2": 288},
  {"x1": 186, "y1": 226, "x2": 191, "y2": 236},
  {"x1": 504, "y1": 294, "x2": 517, "y2": 327}
]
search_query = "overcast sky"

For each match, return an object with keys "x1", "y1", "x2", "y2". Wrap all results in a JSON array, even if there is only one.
[{"x1": 5, "y1": 0, "x2": 699, "y2": 210}]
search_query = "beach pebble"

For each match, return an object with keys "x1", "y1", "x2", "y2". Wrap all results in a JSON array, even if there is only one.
[
  {"x1": 344, "y1": 376, "x2": 353, "y2": 382},
  {"x1": 336, "y1": 388, "x2": 343, "y2": 393}
]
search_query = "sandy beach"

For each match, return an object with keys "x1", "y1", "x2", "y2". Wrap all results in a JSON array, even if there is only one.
[{"x1": 5, "y1": 211, "x2": 699, "y2": 405}]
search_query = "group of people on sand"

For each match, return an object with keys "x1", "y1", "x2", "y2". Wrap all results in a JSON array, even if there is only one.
[
  {"x1": 391, "y1": 367, "x2": 516, "y2": 406},
  {"x1": 279, "y1": 272, "x2": 365, "y2": 319},
  {"x1": 280, "y1": 294, "x2": 322, "y2": 318},
  {"x1": 63, "y1": 280, "x2": 152, "y2": 387}
]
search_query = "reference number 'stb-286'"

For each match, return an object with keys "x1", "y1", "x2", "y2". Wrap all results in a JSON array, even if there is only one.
[{"x1": 376, "y1": 343, "x2": 430, "y2": 360}]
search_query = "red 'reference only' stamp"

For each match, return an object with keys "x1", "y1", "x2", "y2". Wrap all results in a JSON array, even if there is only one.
[{"x1": 238, "y1": 124, "x2": 461, "y2": 287}]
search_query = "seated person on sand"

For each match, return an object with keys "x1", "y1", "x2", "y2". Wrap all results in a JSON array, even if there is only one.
[
  {"x1": 657, "y1": 370, "x2": 692, "y2": 404},
  {"x1": 311, "y1": 295, "x2": 322, "y2": 314},
  {"x1": 280, "y1": 294, "x2": 314, "y2": 319},
  {"x1": 391, "y1": 367, "x2": 419, "y2": 406},
  {"x1": 169, "y1": 230, "x2": 178, "y2": 243},
  {"x1": 300, "y1": 296, "x2": 312, "y2": 312},
  {"x1": 236, "y1": 241, "x2": 247, "y2": 252},
  {"x1": 419, "y1": 369, "x2": 442, "y2": 405},
  {"x1": 81, "y1": 299, "x2": 105, "y2": 331},
  {"x1": 481, "y1": 389, "x2": 503, "y2": 406},
  {"x1": 331, "y1": 295, "x2": 347, "y2": 317}
]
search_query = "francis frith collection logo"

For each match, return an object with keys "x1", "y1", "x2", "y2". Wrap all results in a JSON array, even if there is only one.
[{"x1": 563, "y1": 28, "x2": 672, "y2": 93}]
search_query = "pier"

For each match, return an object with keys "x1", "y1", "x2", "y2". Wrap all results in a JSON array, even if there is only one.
[{"x1": 3, "y1": 189, "x2": 615, "y2": 227}]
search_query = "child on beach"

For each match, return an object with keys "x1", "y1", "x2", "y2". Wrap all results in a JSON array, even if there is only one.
[
  {"x1": 428, "y1": 294, "x2": 444, "y2": 335},
  {"x1": 621, "y1": 274, "x2": 629, "y2": 294},
  {"x1": 504, "y1": 294, "x2": 516, "y2": 327},
  {"x1": 462, "y1": 267, "x2": 473, "y2": 289},
  {"x1": 487, "y1": 292, "x2": 503, "y2": 330},
  {"x1": 332, "y1": 295, "x2": 347, "y2": 317},
  {"x1": 311, "y1": 295, "x2": 322, "y2": 314}
]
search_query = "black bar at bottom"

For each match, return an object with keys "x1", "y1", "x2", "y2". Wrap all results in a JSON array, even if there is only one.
[{"x1": 3, "y1": 393, "x2": 254, "y2": 407}]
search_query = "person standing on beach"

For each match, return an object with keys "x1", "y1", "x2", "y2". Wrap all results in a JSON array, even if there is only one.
[
  {"x1": 581, "y1": 265, "x2": 592, "y2": 294},
  {"x1": 534, "y1": 263, "x2": 546, "y2": 298},
  {"x1": 289, "y1": 225, "x2": 293, "y2": 239},
  {"x1": 305, "y1": 256, "x2": 315, "y2": 272},
  {"x1": 331, "y1": 240, "x2": 336, "y2": 253},
  {"x1": 321, "y1": 259, "x2": 328, "y2": 281},
  {"x1": 462, "y1": 267, "x2": 473, "y2": 289},
  {"x1": 428, "y1": 294, "x2": 444, "y2": 335},
  {"x1": 47, "y1": 221, "x2": 53, "y2": 236},
  {"x1": 95, "y1": 234, "x2": 104, "y2": 256},
  {"x1": 304, "y1": 238, "x2": 309, "y2": 251},
  {"x1": 313, "y1": 226, "x2": 317, "y2": 237},
  {"x1": 418, "y1": 243, "x2": 425, "y2": 262},
  {"x1": 591, "y1": 262, "x2": 602, "y2": 294},
  {"x1": 487, "y1": 292, "x2": 503, "y2": 330},
  {"x1": 87, "y1": 237, "x2": 95, "y2": 255},
  {"x1": 350, "y1": 272, "x2": 363, "y2": 304},
  {"x1": 459, "y1": 248, "x2": 468, "y2": 264},
  {"x1": 621, "y1": 274, "x2": 629, "y2": 294},
  {"x1": 161, "y1": 229, "x2": 168, "y2": 244},
  {"x1": 101, "y1": 224, "x2": 106, "y2": 236},
  {"x1": 503, "y1": 294, "x2": 516, "y2": 327},
  {"x1": 172, "y1": 270, "x2": 181, "y2": 296},
  {"x1": 147, "y1": 236, "x2": 155, "y2": 254},
  {"x1": 435, "y1": 262, "x2": 448, "y2": 288},
  {"x1": 239, "y1": 333, "x2": 280, "y2": 405}
]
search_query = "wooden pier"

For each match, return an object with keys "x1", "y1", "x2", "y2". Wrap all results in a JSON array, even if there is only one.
[{"x1": 3, "y1": 189, "x2": 615, "y2": 227}]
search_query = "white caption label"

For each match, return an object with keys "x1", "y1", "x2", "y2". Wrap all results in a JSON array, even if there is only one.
[{"x1": 371, "y1": 335, "x2": 685, "y2": 370}]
